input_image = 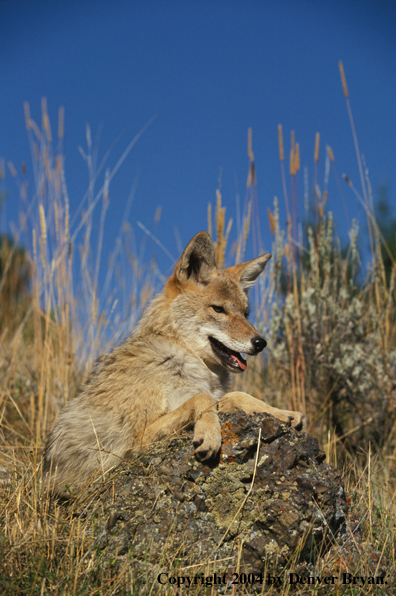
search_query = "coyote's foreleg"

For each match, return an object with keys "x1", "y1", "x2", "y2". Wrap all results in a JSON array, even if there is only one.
[
  {"x1": 139, "y1": 393, "x2": 221, "y2": 461},
  {"x1": 218, "y1": 391, "x2": 306, "y2": 430}
]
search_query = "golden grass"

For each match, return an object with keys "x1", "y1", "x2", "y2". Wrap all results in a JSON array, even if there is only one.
[{"x1": 1, "y1": 64, "x2": 396, "y2": 592}]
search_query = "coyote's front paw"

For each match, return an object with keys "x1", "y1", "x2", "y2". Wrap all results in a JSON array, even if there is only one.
[
  {"x1": 193, "y1": 416, "x2": 221, "y2": 461},
  {"x1": 288, "y1": 411, "x2": 306, "y2": 431}
]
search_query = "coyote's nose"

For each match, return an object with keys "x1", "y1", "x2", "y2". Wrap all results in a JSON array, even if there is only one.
[{"x1": 251, "y1": 336, "x2": 267, "y2": 353}]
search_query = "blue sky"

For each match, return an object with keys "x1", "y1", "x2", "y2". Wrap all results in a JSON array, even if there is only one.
[{"x1": 1, "y1": 0, "x2": 396, "y2": 280}]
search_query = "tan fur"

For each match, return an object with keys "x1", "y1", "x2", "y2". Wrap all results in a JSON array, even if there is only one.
[{"x1": 43, "y1": 231, "x2": 305, "y2": 494}]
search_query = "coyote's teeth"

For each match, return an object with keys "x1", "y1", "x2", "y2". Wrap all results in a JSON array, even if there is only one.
[{"x1": 208, "y1": 336, "x2": 247, "y2": 372}]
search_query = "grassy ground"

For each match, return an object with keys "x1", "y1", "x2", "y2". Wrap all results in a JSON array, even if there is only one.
[{"x1": 1, "y1": 68, "x2": 395, "y2": 594}]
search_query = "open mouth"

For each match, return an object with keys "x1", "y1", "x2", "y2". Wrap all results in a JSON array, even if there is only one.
[{"x1": 209, "y1": 337, "x2": 247, "y2": 372}]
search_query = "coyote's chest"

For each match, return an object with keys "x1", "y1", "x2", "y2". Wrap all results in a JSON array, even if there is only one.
[{"x1": 151, "y1": 345, "x2": 228, "y2": 411}]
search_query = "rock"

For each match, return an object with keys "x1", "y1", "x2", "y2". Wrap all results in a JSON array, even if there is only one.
[{"x1": 78, "y1": 410, "x2": 351, "y2": 581}]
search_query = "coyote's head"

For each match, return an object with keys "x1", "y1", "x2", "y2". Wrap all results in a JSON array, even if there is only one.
[{"x1": 165, "y1": 231, "x2": 271, "y2": 373}]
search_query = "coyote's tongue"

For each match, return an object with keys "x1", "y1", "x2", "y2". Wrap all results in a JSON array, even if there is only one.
[
  {"x1": 209, "y1": 337, "x2": 247, "y2": 372},
  {"x1": 230, "y1": 353, "x2": 247, "y2": 371}
]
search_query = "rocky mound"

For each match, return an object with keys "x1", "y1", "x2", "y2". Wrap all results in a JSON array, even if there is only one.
[{"x1": 80, "y1": 410, "x2": 351, "y2": 582}]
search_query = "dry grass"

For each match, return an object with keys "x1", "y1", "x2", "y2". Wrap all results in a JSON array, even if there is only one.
[{"x1": 1, "y1": 64, "x2": 395, "y2": 593}]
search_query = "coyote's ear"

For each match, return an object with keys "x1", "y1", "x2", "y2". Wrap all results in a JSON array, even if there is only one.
[
  {"x1": 226, "y1": 253, "x2": 271, "y2": 291},
  {"x1": 175, "y1": 231, "x2": 217, "y2": 284}
]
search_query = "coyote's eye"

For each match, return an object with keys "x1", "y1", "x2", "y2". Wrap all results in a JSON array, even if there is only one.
[{"x1": 211, "y1": 305, "x2": 226, "y2": 314}]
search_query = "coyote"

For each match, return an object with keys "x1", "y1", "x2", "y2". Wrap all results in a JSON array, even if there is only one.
[{"x1": 44, "y1": 231, "x2": 305, "y2": 493}]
